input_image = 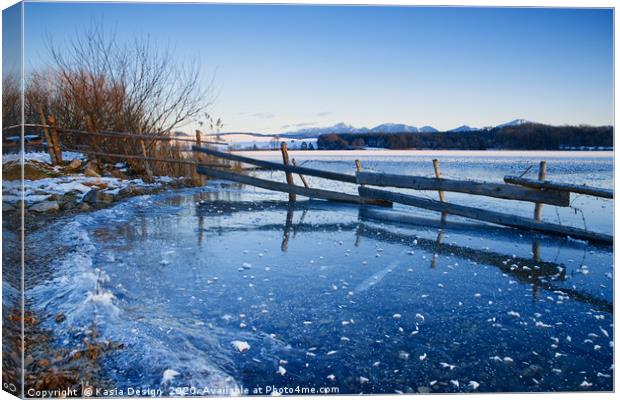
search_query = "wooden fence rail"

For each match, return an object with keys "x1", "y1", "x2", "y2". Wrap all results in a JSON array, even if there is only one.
[
  {"x1": 193, "y1": 145, "x2": 357, "y2": 183},
  {"x1": 3, "y1": 123, "x2": 227, "y2": 145},
  {"x1": 65, "y1": 148, "x2": 231, "y2": 168},
  {"x1": 197, "y1": 165, "x2": 390, "y2": 206},
  {"x1": 358, "y1": 186, "x2": 612, "y2": 244},
  {"x1": 504, "y1": 175, "x2": 613, "y2": 199},
  {"x1": 192, "y1": 146, "x2": 611, "y2": 245},
  {"x1": 356, "y1": 171, "x2": 570, "y2": 206}
]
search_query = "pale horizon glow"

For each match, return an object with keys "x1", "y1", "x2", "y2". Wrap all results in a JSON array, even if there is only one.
[{"x1": 22, "y1": 2, "x2": 613, "y2": 134}]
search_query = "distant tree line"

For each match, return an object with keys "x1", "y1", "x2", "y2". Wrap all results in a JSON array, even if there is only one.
[{"x1": 317, "y1": 123, "x2": 613, "y2": 150}]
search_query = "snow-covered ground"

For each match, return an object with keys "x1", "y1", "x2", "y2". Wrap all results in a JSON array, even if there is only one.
[
  {"x1": 2, "y1": 151, "x2": 174, "y2": 211},
  {"x1": 2, "y1": 150, "x2": 84, "y2": 164},
  {"x1": 2, "y1": 176, "x2": 160, "y2": 205}
]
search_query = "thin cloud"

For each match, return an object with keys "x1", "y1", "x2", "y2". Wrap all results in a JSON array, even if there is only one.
[
  {"x1": 315, "y1": 111, "x2": 331, "y2": 117},
  {"x1": 280, "y1": 121, "x2": 317, "y2": 130},
  {"x1": 252, "y1": 112, "x2": 276, "y2": 119}
]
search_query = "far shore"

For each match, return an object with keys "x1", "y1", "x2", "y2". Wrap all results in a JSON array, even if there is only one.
[{"x1": 233, "y1": 149, "x2": 614, "y2": 158}]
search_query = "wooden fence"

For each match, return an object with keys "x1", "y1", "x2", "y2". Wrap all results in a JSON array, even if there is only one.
[
  {"x1": 5, "y1": 121, "x2": 611, "y2": 245},
  {"x1": 358, "y1": 186, "x2": 611, "y2": 243},
  {"x1": 3, "y1": 121, "x2": 229, "y2": 182},
  {"x1": 356, "y1": 171, "x2": 570, "y2": 206},
  {"x1": 194, "y1": 146, "x2": 613, "y2": 245}
]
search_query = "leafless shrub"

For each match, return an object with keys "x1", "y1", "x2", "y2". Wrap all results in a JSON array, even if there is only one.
[
  {"x1": 47, "y1": 25, "x2": 212, "y2": 134},
  {"x1": 21, "y1": 24, "x2": 220, "y2": 181},
  {"x1": 2, "y1": 75, "x2": 21, "y2": 128}
]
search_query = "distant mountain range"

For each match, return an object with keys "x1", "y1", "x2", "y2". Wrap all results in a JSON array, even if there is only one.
[
  {"x1": 317, "y1": 122, "x2": 613, "y2": 151},
  {"x1": 278, "y1": 119, "x2": 531, "y2": 138}
]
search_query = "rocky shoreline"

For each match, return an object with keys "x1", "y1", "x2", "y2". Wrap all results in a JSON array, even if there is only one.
[{"x1": 2, "y1": 152, "x2": 192, "y2": 223}]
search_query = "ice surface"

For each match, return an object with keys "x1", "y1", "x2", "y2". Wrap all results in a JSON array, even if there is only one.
[{"x1": 22, "y1": 152, "x2": 613, "y2": 394}]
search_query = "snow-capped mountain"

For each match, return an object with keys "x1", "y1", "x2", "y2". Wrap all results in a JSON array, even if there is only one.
[
  {"x1": 449, "y1": 125, "x2": 479, "y2": 132},
  {"x1": 448, "y1": 119, "x2": 532, "y2": 132},
  {"x1": 278, "y1": 119, "x2": 533, "y2": 137},
  {"x1": 280, "y1": 122, "x2": 437, "y2": 137},
  {"x1": 280, "y1": 122, "x2": 362, "y2": 137},
  {"x1": 419, "y1": 126, "x2": 439, "y2": 133},
  {"x1": 369, "y1": 123, "x2": 419, "y2": 133},
  {"x1": 495, "y1": 119, "x2": 531, "y2": 129}
]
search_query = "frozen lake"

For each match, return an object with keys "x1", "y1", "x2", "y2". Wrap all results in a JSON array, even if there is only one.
[{"x1": 25, "y1": 151, "x2": 613, "y2": 394}]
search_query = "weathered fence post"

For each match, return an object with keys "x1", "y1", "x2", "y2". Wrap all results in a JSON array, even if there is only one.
[
  {"x1": 291, "y1": 158, "x2": 310, "y2": 188},
  {"x1": 194, "y1": 130, "x2": 205, "y2": 185},
  {"x1": 195, "y1": 130, "x2": 203, "y2": 160},
  {"x1": 534, "y1": 161, "x2": 547, "y2": 222},
  {"x1": 140, "y1": 139, "x2": 154, "y2": 183},
  {"x1": 37, "y1": 107, "x2": 57, "y2": 165},
  {"x1": 280, "y1": 142, "x2": 296, "y2": 202},
  {"x1": 432, "y1": 159, "x2": 447, "y2": 222},
  {"x1": 432, "y1": 159, "x2": 445, "y2": 201},
  {"x1": 47, "y1": 115, "x2": 63, "y2": 164}
]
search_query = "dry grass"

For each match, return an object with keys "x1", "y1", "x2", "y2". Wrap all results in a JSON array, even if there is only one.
[{"x1": 2, "y1": 307, "x2": 123, "y2": 397}]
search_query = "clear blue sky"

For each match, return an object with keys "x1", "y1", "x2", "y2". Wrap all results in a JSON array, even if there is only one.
[{"x1": 23, "y1": 2, "x2": 613, "y2": 133}]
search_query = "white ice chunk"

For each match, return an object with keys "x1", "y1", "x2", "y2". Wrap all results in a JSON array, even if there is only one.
[
  {"x1": 161, "y1": 369, "x2": 179, "y2": 384},
  {"x1": 231, "y1": 340, "x2": 251, "y2": 353}
]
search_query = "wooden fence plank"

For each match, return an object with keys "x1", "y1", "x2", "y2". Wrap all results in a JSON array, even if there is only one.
[
  {"x1": 504, "y1": 175, "x2": 613, "y2": 199},
  {"x1": 193, "y1": 145, "x2": 358, "y2": 183},
  {"x1": 358, "y1": 186, "x2": 612, "y2": 244},
  {"x1": 47, "y1": 115, "x2": 63, "y2": 164},
  {"x1": 198, "y1": 166, "x2": 391, "y2": 206},
  {"x1": 280, "y1": 143, "x2": 296, "y2": 202},
  {"x1": 37, "y1": 107, "x2": 57, "y2": 165},
  {"x1": 291, "y1": 159, "x2": 310, "y2": 188},
  {"x1": 533, "y1": 161, "x2": 547, "y2": 222},
  {"x1": 432, "y1": 159, "x2": 446, "y2": 202},
  {"x1": 64, "y1": 148, "x2": 230, "y2": 167},
  {"x1": 356, "y1": 171, "x2": 570, "y2": 206}
]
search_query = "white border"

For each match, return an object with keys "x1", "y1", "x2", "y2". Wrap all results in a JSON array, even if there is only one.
[{"x1": 0, "y1": 2, "x2": 615, "y2": 400}]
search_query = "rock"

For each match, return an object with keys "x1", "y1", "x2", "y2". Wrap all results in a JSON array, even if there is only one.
[
  {"x1": 79, "y1": 202, "x2": 90, "y2": 211},
  {"x1": 61, "y1": 200, "x2": 77, "y2": 211},
  {"x1": 111, "y1": 169, "x2": 127, "y2": 179},
  {"x1": 83, "y1": 181, "x2": 108, "y2": 190},
  {"x1": 66, "y1": 159, "x2": 82, "y2": 172},
  {"x1": 3, "y1": 160, "x2": 61, "y2": 181},
  {"x1": 37, "y1": 359, "x2": 51, "y2": 368},
  {"x1": 125, "y1": 185, "x2": 145, "y2": 195},
  {"x1": 83, "y1": 189, "x2": 115, "y2": 204},
  {"x1": 83, "y1": 189, "x2": 99, "y2": 204},
  {"x1": 99, "y1": 192, "x2": 115, "y2": 203},
  {"x1": 28, "y1": 201, "x2": 59, "y2": 213},
  {"x1": 55, "y1": 313, "x2": 66, "y2": 323},
  {"x1": 84, "y1": 168, "x2": 101, "y2": 178},
  {"x1": 84, "y1": 162, "x2": 101, "y2": 177}
]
